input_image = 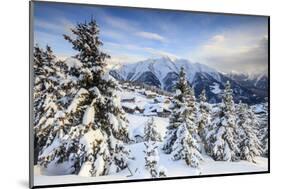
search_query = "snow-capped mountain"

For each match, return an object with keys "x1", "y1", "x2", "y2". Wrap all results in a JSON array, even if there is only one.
[
  {"x1": 110, "y1": 56, "x2": 266, "y2": 104},
  {"x1": 227, "y1": 72, "x2": 268, "y2": 100}
]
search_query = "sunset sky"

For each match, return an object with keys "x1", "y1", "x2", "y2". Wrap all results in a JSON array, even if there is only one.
[{"x1": 33, "y1": 2, "x2": 268, "y2": 74}]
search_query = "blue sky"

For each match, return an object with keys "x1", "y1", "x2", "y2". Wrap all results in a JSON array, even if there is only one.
[{"x1": 33, "y1": 2, "x2": 268, "y2": 74}]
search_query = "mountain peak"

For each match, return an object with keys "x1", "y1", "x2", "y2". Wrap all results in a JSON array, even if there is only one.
[
  {"x1": 143, "y1": 55, "x2": 177, "y2": 64},
  {"x1": 110, "y1": 56, "x2": 221, "y2": 84},
  {"x1": 159, "y1": 55, "x2": 177, "y2": 62},
  {"x1": 109, "y1": 56, "x2": 267, "y2": 104}
]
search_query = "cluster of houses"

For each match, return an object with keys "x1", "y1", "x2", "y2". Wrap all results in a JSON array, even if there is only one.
[
  {"x1": 120, "y1": 82, "x2": 173, "y2": 118},
  {"x1": 121, "y1": 81, "x2": 172, "y2": 97}
]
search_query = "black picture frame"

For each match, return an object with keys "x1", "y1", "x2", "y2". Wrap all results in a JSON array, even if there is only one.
[{"x1": 29, "y1": 1, "x2": 270, "y2": 188}]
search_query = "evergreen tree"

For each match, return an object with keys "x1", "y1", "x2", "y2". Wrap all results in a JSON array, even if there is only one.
[
  {"x1": 143, "y1": 142, "x2": 167, "y2": 178},
  {"x1": 236, "y1": 102, "x2": 262, "y2": 162},
  {"x1": 33, "y1": 45, "x2": 64, "y2": 164},
  {"x1": 162, "y1": 67, "x2": 202, "y2": 167},
  {"x1": 197, "y1": 89, "x2": 211, "y2": 141},
  {"x1": 33, "y1": 45, "x2": 56, "y2": 127},
  {"x1": 255, "y1": 102, "x2": 268, "y2": 157},
  {"x1": 261, "y1": 132, "x2": 268, "y2": 157},
  {"x1": 144, "y1": 142, "x2": 159, "y2": 178},
  {"x1": 33, "y1": 46, "x2": 45, "y2": 127},
  {"x1": 162, "y1": 67, "x2": 188, "y2": 154},
  {"x1": 144, "y1": 117, "x2": 162, "y2": 142},
  {"x1": 158, "y1": 166, "x2": 167, "y2": 177},
  {"x1": 38, "y1": 18, "x2": 131, "y2": 176},
  {"x1": 205, "y1": 81, "x2": 239, "y2": 161},
  {"x1": 33, "y1": 45, "x2": 46, "y2": 164}
]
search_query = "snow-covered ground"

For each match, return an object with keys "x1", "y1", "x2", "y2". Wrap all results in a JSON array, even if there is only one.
[
  {"x1": 34, "y1": 141, "x2": 267, "y2": 186},
  {"x1": 34, "y1": 88, "x2": 268, "y2": 186},
  {"x1": 127, "y1": 114, "x2": 168, "y2": 141},
  {"x1": 210, "y1": 83, "x2": 222, "y2": 94}
]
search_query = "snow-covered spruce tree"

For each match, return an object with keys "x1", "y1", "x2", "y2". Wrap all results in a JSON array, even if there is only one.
[
  {"x1": 144, "y1": 117, "x2": 162, "y2": 142},
  {"x1": 38, "y1": 18, "x2": 130, "y2": 176},
  {"x1": 158, "y1": 166, "x2": 167, "y2": 177},
  {"x1": 197, "y1": 89, "x2": 211, "y2": 141},
  {"x1": 260, "y1": 131, "x2": 268, "y2": 157},
  {"x1": 256, "y1": 102, "x2": 268, "y2": 157},
  {"x1": 236, "y1": 102, "x2": 262, "y2": 162},
  {"x1": 33, "y1": 45, "x2": 64, "y2": 164},
  {"x1": 205, "y1": 81, "x2": 240, "y2": 161},
  {"x1": 162, "y1": 67, "x2": 189, "y2": 154},
  {"x1": 143, "y1": 142, "x2": 167, "y2": 178},
  {"x1": 33, "y1": 45, "x2": 57, "y2": 127},
  {"x1": 144, "y1": 142, "x2": 159, "y2": 178},
  {"x1": 37, "y1": 58, "x2": 90, "y2": 157},
  {"x1": 33, "y1": 45, "x2": 45, "y2": 133},
  {"x1": 162, "y1": 67, "x2": 202, "y2": 168},
  {"x1": 33, "y1": 44, "x2": 47, "y2": 164}
]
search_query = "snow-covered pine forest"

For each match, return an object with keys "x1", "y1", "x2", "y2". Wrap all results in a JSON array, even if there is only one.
[{"x1": 33, "y1": 18, "x2": 268, "y2": 186}]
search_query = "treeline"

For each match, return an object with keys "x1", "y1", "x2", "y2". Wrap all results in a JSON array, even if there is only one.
[{"x1": 162, "y1": 67, "x2": 267, "y2": 167}]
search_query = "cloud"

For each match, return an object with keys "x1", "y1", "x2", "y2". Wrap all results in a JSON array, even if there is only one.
[
  {"x1": 212, "y1": 35, "x2": 225, "y2": 43},
  {"x1": 101, "y1": 29, "x2": 127, "y2": 42},
  {"x1": 106, "y1": 55, "x2": 143, "y2": 67},
  {"x1": 102, "y1": 14, "x2": 138, "y2": 32},
  {"x1": 35, "y1": 19, "x2": 62, "y2": 33},
  {"x1": 33, "y1": 5, "x2": 268, "y2": 75},
  {"x1": 102, "y1": 41, "x2": 179, "y2": 68},
  {"x1": 34, "y1": 30, "x2": 75, "y2": 59},
  {"x1": 34, "y1": 17, "x2": 77, "y2": 57},
  {"x1": 35, "y1": 18, "x2": 74, "y2": 35},
  {"x1": 143, "y1": 47, "x2": 178, "y2": 59},
  {"x1": 135, "y1": 31, "x2": 166, "y2": 42},
  {"x1": 200, "y1": 33, "x2": 253, "y2": 57},
  {"x1": 101, "y1": 14, "x2": 167, "y2": 44},
  {"x1": 34, "y1": 31, "x2": 58, "y2": 46},
  {"x1": 197, "y1": 35, "x2": 268, "y2": 74},
  {"x1": 104, "y1": 42, "x2": 140, "y2": 51},
  {"x1": 189, "y1": 22, "x2": 268, "y2": 75},
  {"x1": 104, "y1": 41, "x2": 177, "y2": 60}
]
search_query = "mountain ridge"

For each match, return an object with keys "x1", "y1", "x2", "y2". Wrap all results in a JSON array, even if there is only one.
[{"x1": 110, "y1": 56, "x2": 268, "y2": 104}]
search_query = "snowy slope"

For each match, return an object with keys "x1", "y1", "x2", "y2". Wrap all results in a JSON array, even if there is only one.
[
  {"x1": 110, "y1": 57, "x2": 264, "y2": 104},
  {"x1": 226, "y1": 72, "x2": 268, "y2": 99},
  {"x1": 34, "y1": 88, "x2": 268, "y2": 186},
  {"x1": 34, "y1": 143, "x2": 267, "y2": 186},
  {"x1": 111, "y1": 56, "x2": 220, "y2": 85}
]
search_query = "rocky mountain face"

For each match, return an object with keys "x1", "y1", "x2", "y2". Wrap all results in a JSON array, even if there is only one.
[
  {"x1": 110, "y1": 57, "x2": 268, "y2": 104},
  {"x1": 227, "y1": 72, "x2": 268, "y2": 100}
]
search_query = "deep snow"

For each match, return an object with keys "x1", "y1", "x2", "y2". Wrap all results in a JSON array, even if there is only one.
[
  {"x1": 34, "y1": 87, "x2": 268, "y2": 186},
  {"x1": 34, "y1": 141, "x2": 267, "y2": 186}
]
